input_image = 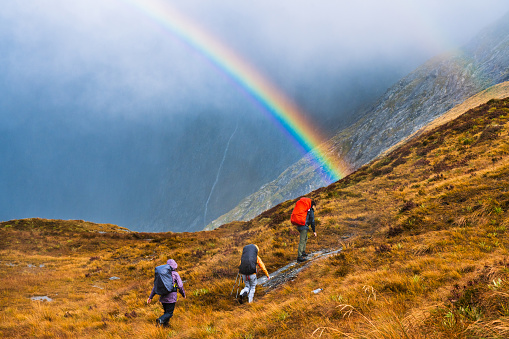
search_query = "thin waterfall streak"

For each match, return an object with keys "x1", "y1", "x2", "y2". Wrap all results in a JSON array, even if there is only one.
[{"x1": 204, "y1": 121, "x2": 239, "y2": 227}]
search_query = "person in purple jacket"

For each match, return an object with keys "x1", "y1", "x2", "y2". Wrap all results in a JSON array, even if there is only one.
[{"x1": 147, "y1": 259, "x2": 186, "y2": 327}]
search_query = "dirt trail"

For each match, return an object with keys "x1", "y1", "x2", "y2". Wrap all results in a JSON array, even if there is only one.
[{"x1": 257, "y1": 247, "x2": 343, "y2": 293}]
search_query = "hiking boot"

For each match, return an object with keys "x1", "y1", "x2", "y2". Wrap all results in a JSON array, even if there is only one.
[
  {"x1": 297, "y1": 256, "x2": 307, "y2": 263},
  {"x1": 238, "y1": 291, "x2": 247, "y2": 304}
]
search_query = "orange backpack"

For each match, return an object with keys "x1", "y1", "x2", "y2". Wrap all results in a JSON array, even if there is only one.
[{"x1": 291, "y1": 197, "x2": 311, "y2": 226}]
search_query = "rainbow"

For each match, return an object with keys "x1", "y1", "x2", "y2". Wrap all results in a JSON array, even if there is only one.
[{"x1": 124, "y1": 0, "x2": 349, "y2": 182}]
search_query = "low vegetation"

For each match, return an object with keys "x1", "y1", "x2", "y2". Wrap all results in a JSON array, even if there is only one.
[{"x1": 2, "y1": 97, "x2": 509, "y2": 338}]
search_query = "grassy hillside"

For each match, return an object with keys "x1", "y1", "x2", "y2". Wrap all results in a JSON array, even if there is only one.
[{"x1": 2, "y1": 97, "x2": 509, "y2": 338}]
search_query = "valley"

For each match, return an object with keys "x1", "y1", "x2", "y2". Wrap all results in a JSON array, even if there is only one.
[{"x1": 2, "y1": 96, "x2": 509, "y2": 338}]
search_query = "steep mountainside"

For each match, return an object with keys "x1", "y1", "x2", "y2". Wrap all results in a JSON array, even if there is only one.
[
  {"x1": 206, "y1": 12, "x2": 509, "y2": 230},
  {"x1": 3, "y1": 97, "x2": 509, "y2": 338}
]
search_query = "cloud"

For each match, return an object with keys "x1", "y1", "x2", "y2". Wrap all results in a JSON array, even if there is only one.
[
  {"x1": 0, "y1": 0, "x2": 239, "y2": 123},
  {"x1": 1, "y1": 0, "x2": 508, "y2": 123},
  {"x1": 173, "y1": 0, "x2": 509, "y2": 65}
]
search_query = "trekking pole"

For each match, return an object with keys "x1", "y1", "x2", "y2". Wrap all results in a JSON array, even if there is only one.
[
  {"x1": 230, "y1": 273, "x2": 237, "y2": 295},
  {"x1": 230, "y1": 272, "x2": 240, "y2": 296},
  {"x1": 235, "y1": 274, "x2": 242, "y2": 298}
]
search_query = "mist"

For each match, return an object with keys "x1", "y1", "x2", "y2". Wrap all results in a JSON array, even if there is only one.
[{"x1": 1, "y1": 0, "x2": 508, "y2": 232}]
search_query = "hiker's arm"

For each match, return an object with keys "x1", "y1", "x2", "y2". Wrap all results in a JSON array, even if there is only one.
[
  {"x1": 257, "y1": 256, "x2": 270, "y2": 279},
  {"x1": 310, "y1": 209, "x2": 316, "y2": 234},
  {"x1": 147, "y1": 285, "x2": 156, "y2": 303},
  {"x1": 305, "y1": 209, "x2": 316, "y2": 233},
  {"x1": 175, "y1": 273, "x2": 186, "y2": 298}
]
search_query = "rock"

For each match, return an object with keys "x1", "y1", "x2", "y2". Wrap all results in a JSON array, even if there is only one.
[{"x1": 31, "y1": 296, "x2": 52, "y2": 302}]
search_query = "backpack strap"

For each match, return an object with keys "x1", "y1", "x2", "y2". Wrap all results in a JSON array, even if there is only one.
[{"x1": 168, "y1": 265, "x2": 178, "y2": 293}]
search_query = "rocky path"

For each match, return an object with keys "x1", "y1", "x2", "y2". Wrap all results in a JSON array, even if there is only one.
[{"x1": 257, "y1": 247, "x2": 343, "y2": 293}]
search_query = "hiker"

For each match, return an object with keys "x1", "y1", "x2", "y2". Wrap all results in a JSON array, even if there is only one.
[
  {"x1": 238, "y1": 244, "x2": 270, "y2": 304},
  {"x1": 147, "y1": 259, "x2": 186, "y2": 327},
  {"x1": 291, "y1": 197, "x2": 316, "y2": 262}
]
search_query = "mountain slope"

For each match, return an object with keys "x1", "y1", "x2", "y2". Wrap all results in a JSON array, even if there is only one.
[
  {"x1": 207, "y1": 11, "x2": 509, "y2": 230},
  {"x1": 2, "y1": 97, "x2": 509, "y2": 338},
  {"x1": 381, "y1": 80, "x2": 509, "y2": 157}
]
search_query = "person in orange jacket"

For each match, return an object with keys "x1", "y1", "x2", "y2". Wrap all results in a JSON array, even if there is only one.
[
  {"x1": 291, "y1": 198, "x2": 317, "y2": 262},
  {"x1": 238, "y1": 244, "x2": 270, "y2": 303}
]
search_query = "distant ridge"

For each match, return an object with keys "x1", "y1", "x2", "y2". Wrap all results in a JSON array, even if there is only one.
[
  {"x1": 414, "y1": 80, "x2": 509, "y2": 134},
  {"x1": 381, "y1": 80, "x2": 509, "y2": 157}
]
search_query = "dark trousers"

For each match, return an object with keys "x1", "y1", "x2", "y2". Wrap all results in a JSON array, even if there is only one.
[
  {"x1": 297, "y1": 226, "x2": 308, "y2": 257},
  {"x1": 157, "y1": 302, "x2": 176, "y2": 325}
]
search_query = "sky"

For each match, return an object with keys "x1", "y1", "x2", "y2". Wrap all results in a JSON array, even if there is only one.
[{"x1": 1, "y1": 0, "x2": 508, "y2": 232}]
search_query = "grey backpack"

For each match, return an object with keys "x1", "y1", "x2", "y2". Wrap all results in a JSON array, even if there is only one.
[{"x1": 154, "y1": 264, "x2": 177, "y2": 295}]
